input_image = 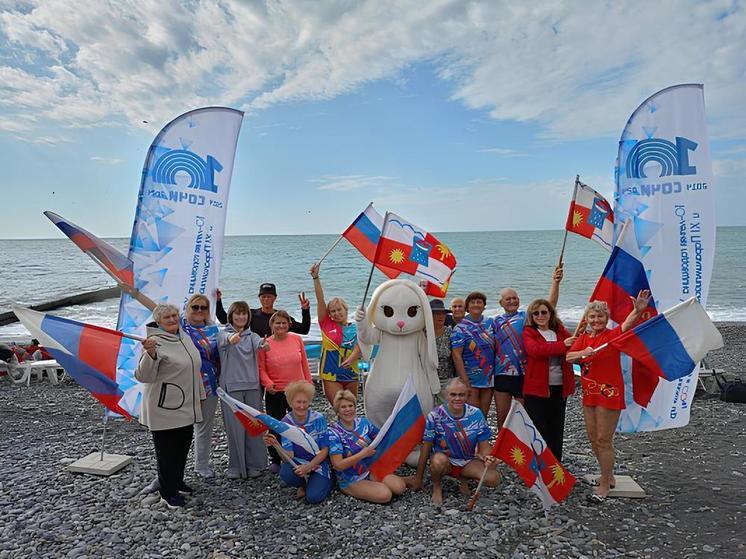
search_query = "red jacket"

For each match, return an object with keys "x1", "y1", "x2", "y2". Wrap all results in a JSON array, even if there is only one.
[{"x1": 522, "y1": 325, "x2": 576, "y2": 399}]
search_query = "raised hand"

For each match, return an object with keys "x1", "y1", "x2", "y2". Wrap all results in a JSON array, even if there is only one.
[
  {"x1": 632, "y1": 289, "x2": 651, "y2": 313},
  {"x1": 215, "y1": 287, "x2": 222, "y2": 300},
  {"x1": 354, "y1": 307, "x2": 366, "y2": 322},
  {"x1": 299, "y1": 292, "x2": 310, "y2": 310},
  {"x1": 553, "y1": 264, "x2": 564, "y2": 283},
  {"x1": 309, "y1": 262, "x2": 320, "y2": 279}
]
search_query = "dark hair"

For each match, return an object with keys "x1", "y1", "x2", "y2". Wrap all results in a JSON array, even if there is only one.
[
  {"x1": 227, "y1": 301, "x2": 251, "y2": 327},
  {"x1": 464, "y1": 291, "x2": 487, "y2": 310},
  {"x1": 525, "y1": 299, "x2": 563, "y2": 332}
]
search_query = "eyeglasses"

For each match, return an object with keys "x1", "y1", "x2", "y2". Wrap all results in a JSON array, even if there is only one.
[
  {"x1": 191, "y1": 305, "x2": 209, "y2": 311},
  {"x1": 532, "y1": 310, "x2": 549, "y2": 316}
]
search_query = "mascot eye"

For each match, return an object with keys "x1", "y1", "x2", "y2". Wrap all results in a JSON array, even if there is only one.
[
  {"x1": 407, "y1": 306, "x2": 418, "y2": 318},
  {"x1": 383, "y1": 305, "x2": 394, "y2": 317}
]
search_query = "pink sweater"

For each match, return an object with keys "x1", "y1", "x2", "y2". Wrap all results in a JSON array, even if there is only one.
[{"x1": 258, "y1": 333, "x2": 311, "y2": 390}]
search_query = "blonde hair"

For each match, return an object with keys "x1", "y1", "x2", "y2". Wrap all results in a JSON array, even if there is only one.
[
  {"x1": 269, "y1": 310, "x2": 293, "y2": 328},
  {"x1": 332, "y1": 389, "x2": 357, "y2": 413},
  {"x1": 185, "y1": 294, "x2": 213, "y2": 324},
  {"x1": 326, "y1": 297, "x2": 349, "y2": 315},
  {"x1": 285, "y1": 380, "x2": 315, "y2": 404}
]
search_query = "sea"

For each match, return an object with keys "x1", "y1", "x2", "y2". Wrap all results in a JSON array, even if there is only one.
[{"x1": 1, "y1": 227, "x2": 745, "y2": 342}]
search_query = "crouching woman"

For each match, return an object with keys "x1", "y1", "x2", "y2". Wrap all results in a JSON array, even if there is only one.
[
  {"x1": 135, "y1": 303, "x2": 205, "y2": 508},
  {"x1": 328, "y1": 390, "x2": 407, "y2": 503}
]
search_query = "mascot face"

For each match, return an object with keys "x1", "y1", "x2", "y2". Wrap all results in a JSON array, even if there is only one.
[{"x1": 371, "y1": 284, "x2": 426, "y2": 336}]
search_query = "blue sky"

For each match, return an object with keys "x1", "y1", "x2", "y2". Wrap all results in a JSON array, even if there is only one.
[{"x1": 1, "y1": 1, "x2": 745, "y2": 238}]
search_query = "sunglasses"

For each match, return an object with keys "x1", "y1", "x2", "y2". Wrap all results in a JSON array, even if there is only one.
[
  {"x1": 532, "y1": 309, "x2": 549, "y2": 316},
  {"x1": 191, "y1": 305, "x2": 209, "y2": 311}
]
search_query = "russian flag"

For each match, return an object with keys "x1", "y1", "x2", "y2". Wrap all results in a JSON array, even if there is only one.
[
  {"x1": 342, "y1": 204, "x2": 400, "y2": 279},
  {"x1": 608, "y1": 298, "x2": 723, "y2": 382},
  {"x1": 368, "y1": 374, "x2": 425, "y2": 480},
  {"x1": 12, "y1": 305, "x2": 131, "y2": 419},
  {"x1": 44, "y1": 211, "x2": 135, "y2": 287},
  {"x1": 216, "y1": 388, "x2": 268, "y2": 437},
  {"x1": 590, "y1": 220, "x2": 657, "y2": 325},
  {"x1": 216, "y1": 388, "x2": 319, "y2": 455}
]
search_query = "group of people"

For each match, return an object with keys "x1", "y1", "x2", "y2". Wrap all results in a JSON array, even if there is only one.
[{"x1": 123, "y1": 257, "x2": 652, "y2": 508}]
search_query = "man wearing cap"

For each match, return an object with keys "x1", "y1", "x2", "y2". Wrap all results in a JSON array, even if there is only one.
[{"x1": 216, "y1": 283, "x2": 311, "y2": 338}]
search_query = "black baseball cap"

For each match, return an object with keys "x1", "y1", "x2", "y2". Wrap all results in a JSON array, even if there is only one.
[
  {"x1": 258, "y1": 283, "x2": 277, "y2": 296},
  {"x1": 429, "y1": 299, "x2": 452, "y2": 314}
]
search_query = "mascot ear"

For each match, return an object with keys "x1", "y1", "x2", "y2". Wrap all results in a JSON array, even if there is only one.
[{"x1": 412, "y1": 283, "x2": 441, "y2": 394}]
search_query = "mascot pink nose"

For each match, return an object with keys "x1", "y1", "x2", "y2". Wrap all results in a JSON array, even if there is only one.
[{"x1": 396, "y1": 320, "x2": 406, "y2": 330}]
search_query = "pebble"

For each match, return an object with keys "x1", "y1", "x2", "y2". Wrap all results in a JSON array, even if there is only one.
[{"x1": 1, "y1": 372, "x2": 744, "y2": 558}]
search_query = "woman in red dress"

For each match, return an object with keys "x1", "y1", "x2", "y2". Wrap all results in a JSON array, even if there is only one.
[{"x1": 567, "y1": 290, "x2": 651, "y2": 502}]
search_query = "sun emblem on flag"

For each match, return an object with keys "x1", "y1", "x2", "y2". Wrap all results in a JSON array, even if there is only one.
[
  {"x1": 510, "y1": 446, "x2": 525, "y2": 466},
  {"x1": 572, "y1": 210, "x2": 584, "y2": 228},
  {"x1": 435, "y1": 244, "x2": 451, "y2": 261},
  {"x1": 389, "y1": 248, "x2": 406, "y2": 264},
  {"x1": 546, "y1": 463, "x2": 568, "y2": 489}
]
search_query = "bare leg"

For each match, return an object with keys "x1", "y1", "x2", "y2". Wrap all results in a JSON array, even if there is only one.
[
  {"x1": 478, "y1": 388, "x2": 493, "y2": 418},
  {"x1": 461, "y1": 459, "x2": 501, "y2": 487},
  {"x1": 323, "y1": 380, "x2": 344, "y2": 405},
  {"x1": 593, "y1": 407, "x2": 621, "y2": 497},
  {"x1": 342, "y1": 479, "x2": 393, "y2": 504},
  {"x1": 494, "y1": 391, "x2": 513, "y2": 429},
  {"x1": 429, "y1": 453, "x2": 451, "y2": 505},
  {"x1": 382, "y1": 474, "x2": 407, "y2": 496},
  {"x1": 467, "y1": 387, "x2": 481, "y2": 410},
  {"x1": 341, "y1": 381, "x2": 359, "y2": 399}
]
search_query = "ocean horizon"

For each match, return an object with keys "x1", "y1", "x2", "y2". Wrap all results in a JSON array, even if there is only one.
[{"x1": 2, "y1": 226, "x2": 745, "y2": 341}]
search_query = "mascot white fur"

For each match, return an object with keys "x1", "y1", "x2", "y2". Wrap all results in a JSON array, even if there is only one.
[{"x1": 355, "y1": 279, "x2": 441, "y2": 429}]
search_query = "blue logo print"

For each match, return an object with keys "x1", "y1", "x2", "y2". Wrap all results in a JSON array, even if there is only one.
[
  {"x1": 151, "y1": 149, "x2": 223, "y2": 193},
  {"x1": 410, "y1": 238, "x2": 432, "y2": 266},
  {"x1": 588, "y1": 197, "x2": 610, "y2": 228},
  {"x1": 625, "y1": 136, "x2": 697, "y2": 179}
]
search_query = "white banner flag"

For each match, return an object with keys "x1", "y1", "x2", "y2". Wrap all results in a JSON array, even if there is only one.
[
  {"x1": 614, "y1": 84, "x2": 715, "y2": 432},
  {"x1": 115, "y1": 107, "x2": 244, "y2": 416}
]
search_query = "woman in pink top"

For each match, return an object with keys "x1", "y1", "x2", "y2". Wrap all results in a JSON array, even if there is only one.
[{"x1": 258, "y1": 310, "x2": 311, "y2": 472}]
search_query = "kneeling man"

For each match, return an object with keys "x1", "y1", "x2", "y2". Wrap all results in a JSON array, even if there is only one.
[{"x1": 412, "y1": 378, "x2": 501, "y2": 504}]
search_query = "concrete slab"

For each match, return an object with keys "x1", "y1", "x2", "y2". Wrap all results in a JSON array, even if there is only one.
[
  {"x1": 583, "y1": 474, "x2": 646, "y2": 498},
  {"x1": 67, "y1": 452, "x2": 132, "y2": 476}
]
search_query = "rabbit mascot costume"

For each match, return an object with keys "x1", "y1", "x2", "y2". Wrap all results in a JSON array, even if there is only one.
[{"x1": 356, "y1": 279, "x2": 441, "y2": 429}]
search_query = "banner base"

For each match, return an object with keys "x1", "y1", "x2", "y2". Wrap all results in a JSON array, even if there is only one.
[
  {"x1": 67, "y1": 452, "x2": 132, "y2": 476},
  {"x1": 583, "y1": 474, "x2": 646, "y2": 498}
]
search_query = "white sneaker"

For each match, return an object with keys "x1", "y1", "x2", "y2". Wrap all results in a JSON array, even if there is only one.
[
  {"x1": 140, "y1": 477, "x2": 160, "y2": 495},
  {"x1": 195, "y1": 467, "x2": 215, "y2": 479}
]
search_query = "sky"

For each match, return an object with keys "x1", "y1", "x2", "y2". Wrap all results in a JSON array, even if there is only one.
[{"x1": 1, "y1": 0, "x2": 745, "y2": 238}]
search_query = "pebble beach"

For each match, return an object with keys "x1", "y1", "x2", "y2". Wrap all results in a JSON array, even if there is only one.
[{"x1": 1, "y1": 324, "x2": 744, "y2": 559}]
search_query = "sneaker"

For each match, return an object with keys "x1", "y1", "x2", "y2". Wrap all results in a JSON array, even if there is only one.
[
  {"x1": 140, "y1": 478, "x2": 160, "y2": 495},
  {"x1": 268, "y1": 462, "x2": 281, "y2": 474},
  {"x1": 226, "y1": 471, "x2": 242, "y2": 480},
  {"x1": 248, "y1": 468, "x2": 263, "y2": 479},
  {"x1": 195, "y1": 467, "x2": 215, "y2": 479},
  {"x1": 161, "y1": 494, "x2": 186, "y2": 509},
  {"x1": 178, "y1": 482, "x2": 194, "y2": 494}
]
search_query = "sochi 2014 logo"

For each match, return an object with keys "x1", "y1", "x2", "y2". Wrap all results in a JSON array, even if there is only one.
[{"x1": 625, "y1": 137, "x2": 698, "y2": 179}]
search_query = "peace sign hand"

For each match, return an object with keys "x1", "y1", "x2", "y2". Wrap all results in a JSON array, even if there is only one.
[{"x1": 299, "y1": 292, "x2": 310, "y2": 310}]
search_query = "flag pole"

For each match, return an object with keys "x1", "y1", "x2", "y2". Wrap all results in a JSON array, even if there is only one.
[
  {"x1": 558, "y1": 175, "x2": 580, "y2": 266},
  {"x1": 99, "y1": 409, "x2": 108, "y2": 462},
  {"x1": 466, "y1": 461, "x2": 490, "y2": 511},
  {"x1": 361, "y1": 211, "x2": 389, "y2": 308},
  {"x1": 317, "y1": 235, "x2": 343, "y2": 266}
]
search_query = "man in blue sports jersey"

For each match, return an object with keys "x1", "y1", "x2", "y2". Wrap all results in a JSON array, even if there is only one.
[
  {"x1": 493, "y1": 265, "x2": 563, "y2": 428},
  {"x1": 411, "y1": 378, "x2": 500, "y2": 505}
]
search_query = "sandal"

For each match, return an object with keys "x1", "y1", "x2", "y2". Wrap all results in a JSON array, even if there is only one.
[
  {"x1": 588, "y1": 477, "x2": 616, "y2": 489},
  {"x1": 587, "y1": 493, "x2": 607, "y2": 504}
]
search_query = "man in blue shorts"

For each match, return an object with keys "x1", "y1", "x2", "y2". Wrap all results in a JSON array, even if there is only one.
[
  {"x1": 493, "y1": 265, "x2": 563, "y2": 427},
  {"x1": 411, "y1": 378, "x2": 500, "y2": 505}
]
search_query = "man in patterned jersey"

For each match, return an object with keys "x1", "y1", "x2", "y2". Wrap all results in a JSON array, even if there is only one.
[{"x1": 410, "y1": 378, "x2": 500, "y2": 505}]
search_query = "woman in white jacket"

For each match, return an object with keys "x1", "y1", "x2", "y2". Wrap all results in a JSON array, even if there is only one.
[{"x1": 136, "y1": 303, "x2": 205, "y2": 509}]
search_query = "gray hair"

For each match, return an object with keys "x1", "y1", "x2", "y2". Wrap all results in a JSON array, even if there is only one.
[
  {"x1": 499, "y1": 287, "x2": 518, "y2": 300},
  {"x1": 446, "y1": 377, "x2": 469, "y2": 392},
  {"x1": 584, "y1": 300, "x2": 610, "y2": 317},
  {"x1": 153, "y1": 303, "x2": 180, "y2": 325}
]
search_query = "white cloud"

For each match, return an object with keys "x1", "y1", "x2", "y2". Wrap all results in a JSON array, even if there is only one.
[
  {"x1": 479, "y1": 147, "x2": 527, "y2": 157},
  {"x1": 90, "y1": 156, "x2": 123, "y2": 165},
  {"x1": 312, "y1": 174, "x2": 395, "y2": 192},
  {"x1": 0, "y1": 0, "x2": 743, "y2": 143}
]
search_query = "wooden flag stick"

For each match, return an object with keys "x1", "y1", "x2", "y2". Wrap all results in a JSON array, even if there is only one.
[
  {"x1": 317, "y1": 235, "x2": 344, "y2": 266},
  {"x1": 558, "y1": 175, "x2": 580, "y2": 266},
  {"x1": 466, "y1": 462, "x2": 490, "y2": 511}
]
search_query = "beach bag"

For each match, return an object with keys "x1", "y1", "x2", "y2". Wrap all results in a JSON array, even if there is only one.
[{"x1": 716, "y1": 375, "x2": 746, "y2": 404}]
